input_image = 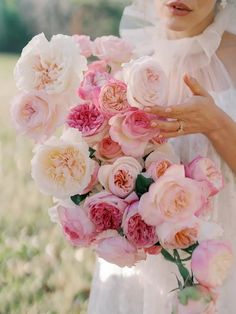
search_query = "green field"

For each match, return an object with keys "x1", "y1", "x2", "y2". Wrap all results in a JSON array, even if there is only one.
[{"x1": 0, "y1": 54, "x2": 95, "y2": 314}]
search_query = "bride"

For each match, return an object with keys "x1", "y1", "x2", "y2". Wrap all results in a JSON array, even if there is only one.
[{"x1": 88, "y1": 1, "x2": 236, "y2": 313}]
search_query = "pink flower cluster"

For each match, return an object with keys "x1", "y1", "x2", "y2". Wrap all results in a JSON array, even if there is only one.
[{"x1": 13, "y1": 32, "x2": 233, "y2": 313}]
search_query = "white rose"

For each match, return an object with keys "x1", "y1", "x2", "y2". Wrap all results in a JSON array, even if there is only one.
[
  {"x1": 14, "y1": 33, "x2": 87, "y2": 103},
  {"x1": 123, "y1": 56, "x2": 168, "y2": 108},
  {"x1": 31, "y1": 128, "x2": 95, "y2": 198}
]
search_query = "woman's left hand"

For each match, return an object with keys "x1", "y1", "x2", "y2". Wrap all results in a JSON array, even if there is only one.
[{"x1": 145, "y1": 74, "x2": 224, "y2": 139}]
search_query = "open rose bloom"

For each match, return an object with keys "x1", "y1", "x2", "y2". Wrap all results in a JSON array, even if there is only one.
[{"x1": 12, "y1": 32, "x2": 233, "y2": 310}]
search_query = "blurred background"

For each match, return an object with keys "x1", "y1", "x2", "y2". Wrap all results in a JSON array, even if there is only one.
[{"x1": 0, "y1": 0, "x2": 129, "y2": 313}]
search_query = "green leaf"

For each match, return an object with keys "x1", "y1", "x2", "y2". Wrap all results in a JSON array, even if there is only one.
[
  {"x1": 177, "y1": 264, "x2": 193, "y2": 287},
  {"x1": 182, "y1": 242, "x2": 199, "y2": 255},
  {"x1": 161, "y1": 248, "x2": 176, "y2": 263},
  {"x1": 135, "y1": 174, "x2": 154, "y2": 198},
  {"x1": 89, "y1": 147, "x2": 96, "y2": 158},
  {"x1": 71, "y1": 193, "x2": 89, "y2": 205}
]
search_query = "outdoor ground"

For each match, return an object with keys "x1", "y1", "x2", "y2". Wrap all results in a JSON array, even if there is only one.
[{"x1": 0, "y1": 54, "x2": 95, "y2": 314}]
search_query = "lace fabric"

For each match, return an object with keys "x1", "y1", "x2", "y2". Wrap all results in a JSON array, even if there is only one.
[{"x1": 88, "y1": 3, "x2": 236, "y2": 314}]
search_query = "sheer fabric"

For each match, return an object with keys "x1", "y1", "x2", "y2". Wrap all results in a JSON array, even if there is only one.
[{"x1": 88, "y1": 3, "x2": 236, "y2": 314}]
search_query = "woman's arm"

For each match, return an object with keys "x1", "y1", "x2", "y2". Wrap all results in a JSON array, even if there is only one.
[{"x1": 145, "y1": 75, "x2": 236, "y2": 173}]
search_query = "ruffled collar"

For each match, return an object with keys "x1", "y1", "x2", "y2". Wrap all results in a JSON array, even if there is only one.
[{"x1": 152, "y1": 4, "x2": 236, "y2": 69}]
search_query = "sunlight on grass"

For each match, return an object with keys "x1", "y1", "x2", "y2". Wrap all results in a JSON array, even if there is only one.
[{"x1": 0, "y1": 54, "x2": 95, "y2": 314}]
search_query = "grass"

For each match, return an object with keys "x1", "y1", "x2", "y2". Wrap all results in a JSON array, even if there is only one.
[{"x1": 0, "y1": 53, "x2": 95, "y2": 314}]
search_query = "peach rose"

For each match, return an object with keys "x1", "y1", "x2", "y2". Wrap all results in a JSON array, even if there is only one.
[
  {"x1": 11, "y1": 92, "x2": 66, "y2": 143},
  {"x1": 191, "y1": 240, "x2": 233, "y2": 289},
  {"x1": 98, "y1": 79, "x2": 131, "y2": 117},
  {"x1": 185, "y1": 156, "x2": 224, "y2": 197},
  {"x1": 139, "y1": 165, "x2": 208, "y2": 226},
  {"x1": 123, "y1": 56, "x2": 168, "y2": 108},
  {"x1": 157, "y1": 217, "x2": 200, "y2": 249},
  {"x1": 109, "y1": 108, "x2": 159, "y2": 157},
  {"x1": 96, "y1": 136, "x2": 124, "y2": 163},
  {"x1": 98, "y1": 156, "x2": 142, "y2": 198},
  {"x1": 31, "y1": 128, "x2": 95, "y2": 198}
]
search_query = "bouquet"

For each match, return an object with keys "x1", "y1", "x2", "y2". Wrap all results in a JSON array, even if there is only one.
[{"x1": 11, "y1": 33, "x2": 233, "y2": 314}]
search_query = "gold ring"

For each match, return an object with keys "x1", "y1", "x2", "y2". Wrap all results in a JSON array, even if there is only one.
[{"x1": 177, "y1": 120, "x2": 185, "y2": 133}]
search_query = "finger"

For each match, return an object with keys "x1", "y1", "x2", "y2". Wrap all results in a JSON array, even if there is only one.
[
  {"x1": 151, "y1": 120, "x2": 180, "y2": 132},
  {"x1": 159, "y1": 131, "x2": 184, "y2": 139},
  {"x1": 183, "y1": 74, "x2": 209, "y2": 97},
  {"x1": 144, "y1": 104, "x2": 189, "y2": 118}
]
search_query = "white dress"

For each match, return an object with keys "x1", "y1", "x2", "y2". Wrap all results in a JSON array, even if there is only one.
[{"x1": 88, "y1": 4, "x2": 236, "y2": 314}]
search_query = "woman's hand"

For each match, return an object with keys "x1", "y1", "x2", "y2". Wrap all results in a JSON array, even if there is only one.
[{"x1": 145, "y1": 74, "x2": 225, "y2": 139}]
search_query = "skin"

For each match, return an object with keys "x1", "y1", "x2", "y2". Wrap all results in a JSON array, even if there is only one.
[{"x1": 146, "y1": 0, "x2": 236, "y2": 173}]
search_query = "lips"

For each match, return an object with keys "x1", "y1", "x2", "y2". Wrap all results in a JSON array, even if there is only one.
[{"x1": 166, "y1": 1, "x2": 193, "y2": 16}]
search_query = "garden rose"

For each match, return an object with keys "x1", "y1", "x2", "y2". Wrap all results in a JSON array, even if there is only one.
[
  {"x1": 123, "y1": 56, "x2": 168, "y2": 108},
  {"x1": 78, "y1": 70, "x2": 111, "y2": 101},
  {"x1": 96, "y1": 136, "x2": 123, "y2": 163},
  {"x1": 55, "y1": 203, "x2": 96, "y2": 247},
  {"x1": 95, "y1": 230, "x2": 146, "y2": 267},
  {"x1": 87, "y1": 60, "x2": 109, "y2": 73},
  {"x1": 14, "y1": 33, "x2": 87, "y2": 102},
  {"x1": 191, "y1": 240, "x2": 233, "y2": 289},
  {"x1": 98, "y1": 156, "x2": 142, "y2": 198},
  {"x1": 145, "y1": 145, "x2": 180, "y2": 169},
  {"x1": 66, "y1": 102, "x2": 108, "y2": 145},
  {"x1": 93, "y1": 35, "x2": 133, "y2": 64},
  {"x1": 98, "y1": 79, "x2": 131, "y2": 117},
  {"x1": 73, "y1": 34, "x2": 93, "y2": 58},
  {"x1": 172, "y1": 285, "x2": 217, "y2": 314},
  {"x1": 139, "y1": 165, "x2": 208, "y2": 226},
  {"x1": 185, "y1": 156, "x2": 224, "y2": 197},
  {"x1": 82, "y1": 161, "x2": 100, "y2": 195},
  {"x1": 31, "y1": 128, "x2": 95, "y2": 198},
  {"x1": 84, "y1": 191, "x2": 127, "y2": 232},
  {"x1": 157, "y1": 217, "x2": 200, "y2": 249},
  {"x1": 109, "y1": 108, "x2": 159, "y2": 157},
  {"x1": 122, "y1": 201, "x2": 158, "y2": 248},
  {"x1": 11, "y1": 92, "x2": 66, "y2": 143}
]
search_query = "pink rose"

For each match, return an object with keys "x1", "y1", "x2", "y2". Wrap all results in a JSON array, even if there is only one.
[
  {"x1": 144, "y1": 245, "x2": 162, "y2": 255},
  {"x1": 56, "y1": 204, "x2": 96, "y2": 247},
  {"x1": 66, "y1": 102, "x2": 108, "y2": 146},
  {"x1": 123, "y1": 56, "x2": 168, "y2": 108},
  {"x1": 84, "y1": 191, "x2": 128, "y2": 232},
  {"x1": 97, "y1": 79, "x2": 131, "y2": 118},
  {"x1": 96, "y1": 136, "x2": 124, "y2": 163},
  {"x1": 139, "y1": 165, "x2": 208, "y2": 226},
  {"x1": 87, "y1": 60, "x2": 109, "y2": 73},
  {"x1": 98, "y1": 156, "x2": 142, "y2": 198},
  {"x1": 95, "y1": 230, "x2": 146, "y2": 267},
  {"x1": 82, "y1": 161, "x2": 100, "y2": 194},
  {"x1": 172, "y1": 285, "x2": 217, "y2": 314},
  {"x1": 93, "y1": 35, "x2": 133, "y2": 64},
  {"x1": 185, "y1": 156, "x2": 224, "y2": 197},
  {"x1": 122, "y1": 201, "x2": 158, "y2": 248},
  {"x1": 109, "y1": 108, "x2": 159, "y2": 157},
  {"x1": 11, "y1": 92, "x2": 65, "y2": 143},
  {"x1": 157, "y1": 217, "x2": 200, "y2": 249},
  {"x1": 191, "y1": 240, "x2": 233, "y2": 289},
  {"x1": 78, "y1": 70, "x2": 111, "y2": 101},
  {"x1": 72, "y1": 34, "x2": 93, "y2": 58}
]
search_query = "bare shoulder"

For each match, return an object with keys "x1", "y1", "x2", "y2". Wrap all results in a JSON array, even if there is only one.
[{"x1": 217, "y1": 32, "x2": 236, "y2": 84}]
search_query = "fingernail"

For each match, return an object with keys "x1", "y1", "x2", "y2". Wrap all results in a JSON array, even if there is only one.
[
  {"x1": 151, "y1": 121, "x2": 158, "y2": 127},
  {"x1": 144, "y1": 107, "x2": 151, "y2": 112}
]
